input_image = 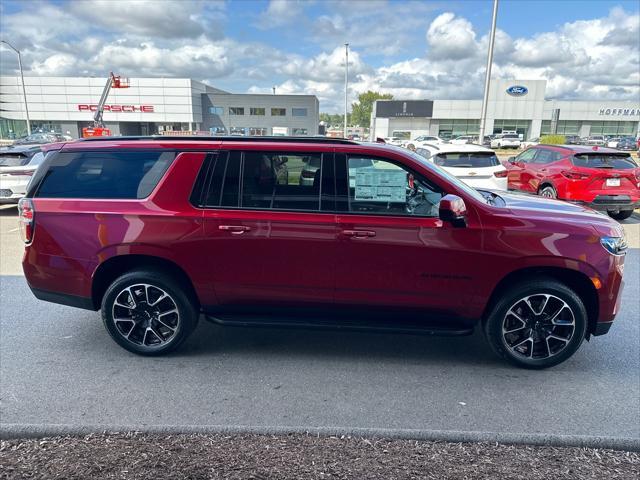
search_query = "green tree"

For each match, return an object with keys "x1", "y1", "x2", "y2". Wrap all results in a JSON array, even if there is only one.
[
  {"x1": 350, "y1": 91, "x2": 393, "y2": 127},
  {"x1": 319, "y1": 113, "x2": 345, "y2": 128}
]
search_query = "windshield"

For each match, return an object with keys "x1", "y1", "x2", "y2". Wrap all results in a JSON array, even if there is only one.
[
  {"x1": 434, "y1": 152, "x2": 500, "y2": 168},
  {"x1": 572, "y1": 154, "x2": 637, "y2": 170},
  {"x1": 406, "y1": 149, "x2": 487, "y2": 203},
  {"x1": 503, "y1": 134, "x2": 519, "y2": 139}
]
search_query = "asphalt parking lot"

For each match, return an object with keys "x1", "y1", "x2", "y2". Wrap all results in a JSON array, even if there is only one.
[{"x1": 0, "y1": 205, "x2": 638, "y2": 444}]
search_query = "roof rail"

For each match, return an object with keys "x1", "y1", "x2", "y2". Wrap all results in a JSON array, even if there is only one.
[{"x1": 79, "y1": 135, "x2": 359, "y2": 145}]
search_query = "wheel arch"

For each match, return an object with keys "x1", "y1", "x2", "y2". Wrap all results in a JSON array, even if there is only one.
[
  {"x1": 482, "y1": 266, "x2": 599, "y2": 337},
  {"x1": 92, "y1": 254, "x2": 200, "y2": 310}
]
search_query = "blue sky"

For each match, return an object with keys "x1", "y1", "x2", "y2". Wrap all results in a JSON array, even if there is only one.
[{"x1": 1, "y1": 0, "x2": 639, "y2": 112}]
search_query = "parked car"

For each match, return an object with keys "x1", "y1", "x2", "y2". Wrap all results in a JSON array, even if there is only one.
[
  {"x1": 564, "y1": 135, "x2": 582, "y2": 145},
  {"x1": 491, "y1": 134, "x2": 521, "y2": 149},
  {"x1": 450, "y1": 135, "x2": 477, "y2": 145},
  {"x1": 21, "y1": 136, "x2": 626, "y2": 369},
  {"x1": 413, "y1": 135, "x2": 445, "y2": 144},
  {"x1": 504, "y1": 145, "x2": 640, "y2": 220},
  {"x1": 415, "y1": 143, "x2": 507, "y2": 191},
  {"x1": 13, "y1": 132, "x2": 65, "y2": 145},
  {"x1": 0, "y1": 146, "x2": 44, "y2": 204},
  {"x1": 615, "y1": 137, "x2": 637, "y2": 151},
  {"x1": 607, "y1": 137, "x2": 621, "y2": 148},
  {"x1": 520, "y1": 137, "x2": 540, "y2": 149},
  {"x1": 585, "y1": 135, "x2": 606, "y2": 146},
  {"x1": 383, "y1": 137, "x2": 403, "y2": 146}
]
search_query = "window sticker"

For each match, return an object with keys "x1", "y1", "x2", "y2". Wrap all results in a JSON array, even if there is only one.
[{"x1": 354, "y1": 168, "x2": 407, "y2": 202}]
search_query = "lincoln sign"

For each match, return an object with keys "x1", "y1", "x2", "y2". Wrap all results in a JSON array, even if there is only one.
[{"x1": 77, "y1": 105, "x2": 154, "y2": 112}]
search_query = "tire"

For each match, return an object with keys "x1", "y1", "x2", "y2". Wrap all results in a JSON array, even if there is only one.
[
  {"x1": 483, "y1": 278, "x2": 587, "y2": 369},
  {"x1": 101, "y1": 269, "x2": 199, "y2": 356},
  {"x1": 538, "y1": 185, "x2": 557, "y2": 199},
  {"x1": 608, "y1": 210, "x2": 633, "y2": 221}
]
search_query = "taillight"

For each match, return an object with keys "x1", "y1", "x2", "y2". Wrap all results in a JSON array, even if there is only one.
[
  {"x1": 561, "y1": 170, "x2": 590, "y2": 180},
  {"x1": 493, "y1": 169, "x2": 508, "y2": 178},
  {"x1": 18, "y1": 198, "x2": 34, "y2": 244}
]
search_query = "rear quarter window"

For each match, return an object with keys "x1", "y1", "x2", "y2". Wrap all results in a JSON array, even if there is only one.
[{"x1": 35, "y1": 150, "x2": 175, "y2": 199}]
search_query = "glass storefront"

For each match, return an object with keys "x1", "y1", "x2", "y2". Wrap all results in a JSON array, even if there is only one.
[
  {"x1": 438, "y1": 119, "x2": 480, "y2": 140},
  {"x1": 588, "y1": 121, "x2": 637, "y2": 136},
  {"x1": 0, "y1": 118, "x2": 28, "y2": 139},
  {"x1": 492, "y1": 119, "x2": 530, "y2": 139},
  {"x1": 541, "y1": 120, "x2": 581, "y2": 135}
]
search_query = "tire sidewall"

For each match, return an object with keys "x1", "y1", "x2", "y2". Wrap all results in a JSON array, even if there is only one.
[
  {"x1": 484, "y1": 281, "x2": 588, "y2": 369},
  {"x1": 101, "y1": 270, "x2": 197, "y2": 356}
]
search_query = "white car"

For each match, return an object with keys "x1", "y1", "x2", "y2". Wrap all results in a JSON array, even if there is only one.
[
  {"x1": 383, "y1": 137, "x2": 404, "y2": 146},
  {"x1": 606, "y1": 137, "x2": 621, "y2": 148},
  {"x1": 414, "y1": 143, "x2": 508, "y2": 191},
  {"x1": 0, "y1": 147, "x2": 44, "y2": 204},
  {"x1": 450, "y1": 135, "x2": 477, "y2": 145},
  {"x1": 520, "y1": 137, "x2": 540, "y2": 149},
  {"x1": 491, "y1": 134, "x2": 521, "y2": 149}
]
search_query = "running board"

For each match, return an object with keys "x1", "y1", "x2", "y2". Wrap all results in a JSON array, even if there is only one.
[{"x1": 204, "y1": 314, "x2": 474, "y2": 337}]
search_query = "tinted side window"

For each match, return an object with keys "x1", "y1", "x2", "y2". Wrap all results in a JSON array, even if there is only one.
[
  {"x1": 36, "y1": 150, "x2": 175, "y2": 199},
  {"x1": 241, "y1": 151, "x2": 322, "y2": 211},
  {"x1": 346, "y1": 157, "x2": 443, "y2": 217}
]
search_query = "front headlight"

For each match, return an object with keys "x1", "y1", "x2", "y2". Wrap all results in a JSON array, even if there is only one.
[{"x1": 600, "y1": 236, "x2": 627, "y2": 256}]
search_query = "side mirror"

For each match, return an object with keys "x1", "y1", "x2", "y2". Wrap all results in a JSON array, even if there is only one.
[
  {"x1": 439, "y1": 194, "x2": 468, "y2": 227},
  {"x1": 508, "y1": 156, "x2": 516, "y2": 164}
]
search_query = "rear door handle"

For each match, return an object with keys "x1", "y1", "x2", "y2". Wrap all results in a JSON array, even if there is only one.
[
  {"x1": 342, "y1": 229, "x2": 376, "y2": 238},
  {"x1": 219, "y1": 225, "x2": 251, "y2": 235}
]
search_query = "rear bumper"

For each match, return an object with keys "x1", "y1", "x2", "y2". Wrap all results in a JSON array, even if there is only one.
[
  {"x1": 572, "y1": 196, "x2": 640, "y2": 212},
  {"x1": 29, "y1": 286, "x2": 96, "y2": 311}
]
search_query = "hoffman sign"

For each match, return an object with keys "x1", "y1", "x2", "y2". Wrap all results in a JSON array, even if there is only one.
[
  {"x1": 598, "y1": 107, "x2": 640, "y2": 116},
  {"x1": 78, "y1": 105, "x2": 154, "y2": 112}
]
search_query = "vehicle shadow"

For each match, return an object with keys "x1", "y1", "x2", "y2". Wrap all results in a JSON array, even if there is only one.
[
  {"x1": 0, "y1": 205, "x2": 18, "y2": 216},
  {"x1": 176, "y1": 318, "x2": 504, "y2": 368}
]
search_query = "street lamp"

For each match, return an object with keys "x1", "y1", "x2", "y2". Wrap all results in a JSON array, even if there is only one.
[
  {"x1": 344, "y1": 43, "x2": 349, "y2": 139},
  {"x1": 1, "y1": 40, "x2": 31, "y2": 135},
  {"x1": 478, "y1": 0, "x2": 498, "y2": 143}
]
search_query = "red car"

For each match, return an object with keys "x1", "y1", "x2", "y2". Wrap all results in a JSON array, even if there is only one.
[
  {"x1": 19, "y1": 137, "x2": 627, "y2": 369},
  {"x1": 505, "y1": 145, "x2": 640, "y2": 220}
]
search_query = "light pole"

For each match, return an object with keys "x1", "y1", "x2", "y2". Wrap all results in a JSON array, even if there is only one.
[
  {"x1": 1, "y1": 40, "x2": 31, "y2": 135},
  {"x1": 344, "y1": 43, "x2": 349, "y2": 138},
  {"x1": 478, "y1": 0, "x2": 498, "y2": 143}
]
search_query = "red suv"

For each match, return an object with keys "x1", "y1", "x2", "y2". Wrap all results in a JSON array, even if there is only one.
[
  {"x1": 505, "y1": 144, "x2": 640, "y2": 220},
  {"x1": 19, "y1": 137, "x2": 627, "y2": 368}
]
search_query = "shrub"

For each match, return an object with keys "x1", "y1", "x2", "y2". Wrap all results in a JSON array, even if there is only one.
[{"x1": 540, "y1": 134, "x2": 566, "y2": 145}]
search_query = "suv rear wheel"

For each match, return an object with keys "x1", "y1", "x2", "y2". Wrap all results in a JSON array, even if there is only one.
[
  {"x1": 484, "y1": 278, "x2": 587, "y2": 369},
  {"x1": 101, "y1": 270, "x2": 198, "y2": 355},
  {"x1": 608, "y1": 210, "x2": 633, "y2": 221}
]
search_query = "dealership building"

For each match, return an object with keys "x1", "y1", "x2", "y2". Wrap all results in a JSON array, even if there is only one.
[
  {"x1": 0, "y1": 76, "x2": 320, "y2": 139},
  {"x1": 371, "y1": 79, "x2": 640, "y2": 141}
]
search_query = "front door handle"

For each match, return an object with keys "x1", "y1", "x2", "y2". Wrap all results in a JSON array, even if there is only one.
[
  {"x1": 219, "y1": 225, "x2": 251, "y2": 235},
  {"x1": 342, "y1": 229, "x2": 376, "y2": 238}
]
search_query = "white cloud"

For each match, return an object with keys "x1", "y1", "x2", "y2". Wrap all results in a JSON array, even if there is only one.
[
  {"x1": 426, "y1": 12, "x2": 478, "y2": 60},
  {"x1": 0, "y1": 2, "x2": 638, "y2": 114}
]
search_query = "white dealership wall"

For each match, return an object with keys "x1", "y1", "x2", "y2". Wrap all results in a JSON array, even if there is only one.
[{"x1": 373, "y1": 79, "x2": 640, "y2": 140}]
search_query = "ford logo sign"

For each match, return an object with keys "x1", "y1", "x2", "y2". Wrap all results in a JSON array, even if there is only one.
[{"x1": 506, "y1": 85, "x2": 528, "y2": 96}]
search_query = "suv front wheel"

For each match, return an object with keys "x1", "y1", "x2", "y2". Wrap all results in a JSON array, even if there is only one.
[
  {"x1": 484, "y1": 278, "x2": 587, "y2": 369},
  {"x1": 101, "y1": 270, "x2": 198, "y2": 355}
]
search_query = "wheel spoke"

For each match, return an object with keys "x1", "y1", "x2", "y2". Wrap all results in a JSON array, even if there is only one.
[
  {"x1": 547, "y1": 333, "x2": 570, "y2": 344},
  {"x1": 504, "y1": 325, "x2": 527, "y2": 334},
  {"x1": 156, "y1": 317, "x2": 176, "y2": 332},
  {"x1": 111, "y1": 283, "x2": 180, "y2": 349},
  {"x1": 537, "y1": 295, "x2": 550, "y2": 315}
]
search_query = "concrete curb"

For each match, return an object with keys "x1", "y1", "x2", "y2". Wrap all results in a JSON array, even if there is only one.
[{"x1": 1, "y1": 424, "x2": 638, "y2": 452}]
